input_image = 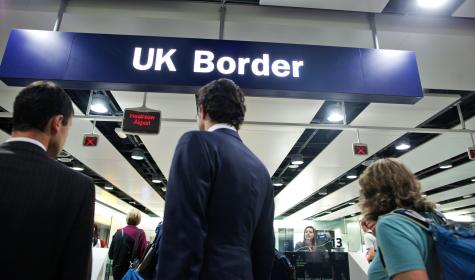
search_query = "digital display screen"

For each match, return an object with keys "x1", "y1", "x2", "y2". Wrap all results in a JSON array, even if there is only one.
[{"x1": 122, "y1": 108, "x2": 161, "y2": 134}]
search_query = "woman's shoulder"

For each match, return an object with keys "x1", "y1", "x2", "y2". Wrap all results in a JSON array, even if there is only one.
[{"x1": 377, "y1": 211, "x2": 428, "y2": 237}]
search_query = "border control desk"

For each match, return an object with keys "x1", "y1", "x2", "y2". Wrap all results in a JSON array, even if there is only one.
[{"x1": 284, "y1": 252, "x2": 350, "y2": 280}]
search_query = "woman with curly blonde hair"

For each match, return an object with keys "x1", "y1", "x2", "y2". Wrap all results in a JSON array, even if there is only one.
[{"x1": 359, "y1": 158, "x2": 441, "y2": 280}]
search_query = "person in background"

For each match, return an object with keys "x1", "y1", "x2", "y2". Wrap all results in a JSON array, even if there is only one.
[
  {"x1": 295, "y1": 226, "x2": 316, "y2": 252},
  {"x1": 93, "y1": 223, "x2": 107, "y2": 248},
  {"x1": 156, "y1": 78, "x2": 275, "y2": 280},
  {"x1": 359, "y1": 158, "x2": 441, "y2": 280},
  {"x1": 0, "y1": 81, "x2": 95, "y2": 280},
  {"x1": 361, "y1": 217, "x2": 377, "y2": 262},
  {"x1": 109, "y1": 209, "x2": 147, "y2": 280}
]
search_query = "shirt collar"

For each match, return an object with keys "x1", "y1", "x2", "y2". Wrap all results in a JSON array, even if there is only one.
[
  {"x1": 6, "y1": 137, "x2": 47, "y2": 151},
  {"x1": 207, "y1": 123, "x2": 237, "y2": 132}
]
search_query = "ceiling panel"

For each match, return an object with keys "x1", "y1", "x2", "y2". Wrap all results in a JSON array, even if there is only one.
[
  {"x1": 428, "y1": 183, "x2": 475, "y2": 203},
  {"x1": 112, "y1": 91, "x2": 324, "y2": 177},
  {"x1": 275, "y1": 94, "x2": 458, "y2": 218},
  {"x1": 452, "y1": 0, "x2": 475, "y2": 18},
  {"x1": 259, "y1": 0, "x2": 390, "y2": 13},
  {"x1": 440, "y1": 197, "x2": 475, "y2": 211},
  {"x1": 290, "y1": 113, "x2": 474, "y2": 221}
]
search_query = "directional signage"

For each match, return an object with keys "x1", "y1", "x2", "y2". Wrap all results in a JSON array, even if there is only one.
[
  {"x1": 0, "y1": 29, "x2": 424, "y2": 104},
  {"x1": 83, "y1": 134, "x2": 99, "y2": 147},
  {"x1": 353, "y1": 143, "x2": 369, "y2": 156}
]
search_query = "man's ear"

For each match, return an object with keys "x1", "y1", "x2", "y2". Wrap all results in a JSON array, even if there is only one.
[
  {"x1": 199, "y1": 104, "x2": 207, "y2": 120},
  {"x1": 48, "y1": 115, "x2": 64, "y2": 135}
]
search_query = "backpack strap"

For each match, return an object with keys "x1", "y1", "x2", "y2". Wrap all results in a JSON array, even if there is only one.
[
  {"x1": 378, "y1": 209, "x2": 433, "y2": 268},
  {"x1": 131, "y1": 229, "x2": 142, "y2": 260}
]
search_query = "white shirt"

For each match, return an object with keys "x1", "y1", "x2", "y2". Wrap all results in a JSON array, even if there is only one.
[
  {"x1": 6, "y1": 137, "x2": 47, "y2": 151},
  {"x1": 207, "y1": 123, "x2": 237, "y2": 132}
]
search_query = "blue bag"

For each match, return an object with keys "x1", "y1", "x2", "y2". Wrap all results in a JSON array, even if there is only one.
[
  {"x1": 391, "y1": 209, "x2": 475, "y2": 280},
  {"x1": 122, "y1": 267, "x2": 144, "y2": 280}
]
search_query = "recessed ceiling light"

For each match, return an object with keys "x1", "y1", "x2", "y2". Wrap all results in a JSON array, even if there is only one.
[
  {"x1": 288, "y1": 164, "x2": 299, "y2": 169},
  {"x1": 348, "y1": 202, "x2": 356, "y2": 205},
  {"x1": 114, "y1": 127, "x2": 127, "y2": 139},
  {"x1": 161, "y1": 187, "x2": 166, "y2": 191},
  {"x1": 346, "y1": 172, "x2": 358, "y2": 180},
  {"x1": 439, "y1": 161, "x2": 453, "y2": 169},
  {"x1": 471, "y1": 178, "x2": 475, "y2": 182},
  {"x1": 129, "y1": 201, "x2": 136, "y2": 205},
  {"x1": 327, "y1": 112, "x2": 344, "y2": 122},
  {"x1": 291, "y1": 154, "x2": 304, "y2": 165},
  {"x1": 350, "y1": 213, "x2": 356, "y2": 217},
  {"x1": 131, "y1": 148, "x2": 145, "y2": 160},
  {"x1": 463, "y1": 194, "x2": 473, "y2": 199},
  {"x1": 318, "y1": 187, "x2": 328, "y2": 196},
  {"x1": 152, "y1": 175, "x2": 162, "y2": 184},
  {"x1": 105, "y1": 186, "x2": 114, "y2": 190},
  {"x1": 418, "y1": 0, "x2": 448, "y2": 9},
  {"x1": 395, "y1": 142, "x2": 411, "y2": 151},
  {"x1": 58, "y1": 157, "x2": 73, "y2": 163},
  {"x1": 71, "y1": 166, "x2": 84, "y2": 171},
  {"x1": 273, "y1": 178, "x2": 284, "y2": 187}
]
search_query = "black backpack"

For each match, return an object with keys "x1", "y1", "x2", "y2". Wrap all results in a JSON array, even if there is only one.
[{"x1": 271, "y1": 249, "x2": 295, "y2": 280}]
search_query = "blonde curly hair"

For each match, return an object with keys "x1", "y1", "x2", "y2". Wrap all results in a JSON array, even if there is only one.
[{"x1": 358, "y1": 158, "x2": 434, "y2": 220}]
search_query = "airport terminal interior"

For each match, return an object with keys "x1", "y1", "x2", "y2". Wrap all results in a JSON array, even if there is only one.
[{"x1": 1, "y1": 0, "x2": 475, "y2": 279}]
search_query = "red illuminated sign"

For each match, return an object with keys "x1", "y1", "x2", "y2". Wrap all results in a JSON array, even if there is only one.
[
  {"x1": 83, "y1": 134, "x2": 99, "y2": 147},
  {"x1": 468, "y1": 147, "x2": 475, "y2": 160},
  {"x1": 353, "y1": 143, "x2": 368, "y2": 156},
  {"x1": 122, "y1": 108, "x2": 161, "y2": 134}
]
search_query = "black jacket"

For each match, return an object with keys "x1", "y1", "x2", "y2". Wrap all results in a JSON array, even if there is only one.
[
  {"x1": 156, "y1": 128, "x2": 275, "y2": 280},
  {"x1": 0, "y1": 141, "x2": 95, "y2": 280}
]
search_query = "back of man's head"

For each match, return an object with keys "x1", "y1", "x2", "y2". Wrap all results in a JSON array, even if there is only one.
[
  {"x1": 13, "y1": 81, "x2": 73, "y2": 132},
  {"x1": 195, "y1": 78, "x2": 246, "y2": 130}
]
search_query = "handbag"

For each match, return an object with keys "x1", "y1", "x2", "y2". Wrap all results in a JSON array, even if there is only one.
[{"x1": 122, "y1": 229, "x2": 143, "y2": 280}]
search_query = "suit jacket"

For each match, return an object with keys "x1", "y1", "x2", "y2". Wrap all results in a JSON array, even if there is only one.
[
  {"x1": 0, "y1": 141, "x2": 95, "y2": 280},
  {"x1": 157, "y1": 128, "x2": 275, "y2": 280}
]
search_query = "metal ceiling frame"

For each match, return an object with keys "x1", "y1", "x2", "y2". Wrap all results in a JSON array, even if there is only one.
[{"x1": 1, "y1": 113, "x2": 472, "y2": 135}]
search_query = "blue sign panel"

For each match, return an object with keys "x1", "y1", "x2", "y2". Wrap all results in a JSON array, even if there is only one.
[{"x1": 0, "y1": 29, "x2": 423, "y2": 104}]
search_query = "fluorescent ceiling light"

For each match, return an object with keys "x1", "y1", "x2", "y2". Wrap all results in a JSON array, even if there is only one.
[
  {"x1": 396, "y1": 142, "x2": 411, "y2": 151},
  {"x1": 346, "y1": 173, "x2": 358, "y2": 179},
  {"x1": 105, "y1": 186, "x2": 114, "y2": 190},
  {"x1": 418, "y1": 0, "x2": 448, "y2": 8},
  {"x1": 71, "y1": 166, "x2": 84, "y2": 171},
  {"x1": 348, "y1": 202, "x2": 356, "y2": 205},
  {"x1": 291, "y1": 154, "x2": 304, "y2": 165},
  {"x1": 471, "y1": 178, "x2": 475, "y2": 182}
]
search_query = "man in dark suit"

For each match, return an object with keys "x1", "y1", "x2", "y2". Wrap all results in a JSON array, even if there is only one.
[
  {"x1": 156, "y1": 78, "x2": 275, "y2": 280},
  {"x1": 0, "y1": 81, "x2": 95, "y2": 280}
]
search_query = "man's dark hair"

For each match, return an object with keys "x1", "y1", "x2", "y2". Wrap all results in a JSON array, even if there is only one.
[
  {"x1": 13, "y1": 81, "x2": 73, "y2": 132},
  {"x1": 195, "y1": 78, "x2": 246, "y2": 130}
]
